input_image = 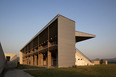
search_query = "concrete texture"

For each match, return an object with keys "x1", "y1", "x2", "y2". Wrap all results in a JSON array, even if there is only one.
[
  {"x1": 20, "y1": 52, "x2": 23, "y2": 64},
  {"x1": 75, "y1": 49, "x2": 94, "y2": 66},
  {"x1": 20, "y1": 14, "x2": 96, "y2": 67},
  {"x1": 58, "y1": 15, "x2": 75, "y2": 67},
  {"x1": 4, "y1": 69, "x2": 34, "y2": 77},
  {"x1": 4, "y1": 53, "x2": 17, "y2": 68},
  {"x1": 0, "y1": 43, "x2": 6, "y2": 75}
]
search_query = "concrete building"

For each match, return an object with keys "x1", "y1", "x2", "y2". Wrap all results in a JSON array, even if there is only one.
[
  {"x1": 5, "y1": 53, "x2": 17, "y2": 68},
  {"x1": 0, "y1": 43, "x2": 5, "y2": 75},
  {"x1": 20, "y1": 14, "x2": 95, "y2": 68},
  {"x1": 92, "y1": 60, "x2": 108, "y2": 65}
]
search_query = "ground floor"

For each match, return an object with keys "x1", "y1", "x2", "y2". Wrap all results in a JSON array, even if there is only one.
[{"x1": 22, "y1": 48, "x2": 58, "y2": 67}]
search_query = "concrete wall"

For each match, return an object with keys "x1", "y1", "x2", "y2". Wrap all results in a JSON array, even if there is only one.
[
  {"x1": 92, "y1": 61, "x2": 100, "y2": 65},
  {"x1": 75, "y1": 50, "x2": 94, "y2": 66},
  {"x1": 20, "y1": 52, "x2": 23, "y2": 64},
  {"x1": 92, "y1": 60, "x2": 108, "y2": 65},
  {"x1": 0, "y1": 43, "x2": 5, "y2": 75},
  {"x1": 58, "y1": 15, "x2": 75, "y2": 67},
  {"x1": 5, "y1": 53, "x2": 17, "y2": 68}
]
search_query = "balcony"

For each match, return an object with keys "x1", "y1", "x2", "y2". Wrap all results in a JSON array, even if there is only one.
[{"x1": 23, "y1": 42, "x2": 57, "y2": 58}]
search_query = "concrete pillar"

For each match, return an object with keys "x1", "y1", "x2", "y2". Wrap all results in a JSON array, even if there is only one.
[
  {"x1": 27, "y1": 57, "x2": 29, "y2": 65},
  {"x1": 34, "y1": 55, "x2": 37, "y2": 66},
  {"x1": 48, "y1": 42, "x2": 51, "y2": 47},
  {"x1": 20, "y1": 51, "x2": 23, "y2": 64},
  {"x1": 26, "y1": 57, "x2": 27, "y2": 64},
  {"x1": 38, "y1": 53, "x2": 41, "y2": 66},
  {"x1": 105, "y1": 60, "x2": 108, "y2": 64},
  {"x1": 31, "y1": 56, "x2": 33, "y2": 65},
  {"x1": 29, "y1": 56, "x2": 31, "y2": 65},
  {"x1": 47, "y1": 51, "x2": 51, "y2": 67},
  {"x1": 40, "y1": 53, "x2": 43, "y2": 66}
]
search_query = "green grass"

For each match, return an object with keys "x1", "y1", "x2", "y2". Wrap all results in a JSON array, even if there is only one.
[
  {"x1": 20, "y1": 64, "x2": 116, "y2": 77},
  {"x1": 16, "y1": 64, "x2": 43, "y2": 69}
]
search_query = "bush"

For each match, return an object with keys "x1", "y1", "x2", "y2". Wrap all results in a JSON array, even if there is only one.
[{"x1": 100, "y1": 59, "x2": 104, "y2": 64}]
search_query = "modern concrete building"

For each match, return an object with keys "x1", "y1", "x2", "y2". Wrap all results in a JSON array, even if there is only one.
[
  {"x1": 5, "y1": 53, "x2": 17, "y2": 68},
  {"x1": 91, "y1": 60, "x2": 108, "y2": 65},
  {"x1": 20, "y1": 14, "x2": 95, "y2": 68},
  {"x1": 0, "y1": 43, "x2": 5, "y2": 75},
  {"x1": 0, "y1": 43, "x2": 18, "y2": 76}
]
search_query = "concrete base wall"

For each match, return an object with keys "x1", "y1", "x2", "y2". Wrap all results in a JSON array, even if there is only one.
[
  {"x1": 75, "y1": 50, "x2": 94, "y2": 66},
  {"x1": 0, "y1": 43, "x2": 5, "y2": 75},
  {"x1": 58, "y1": 15, "x2": 75, "y2": 67},
  {"x1": 4, "y1": 53, "x2": 17, "y2": 68}
]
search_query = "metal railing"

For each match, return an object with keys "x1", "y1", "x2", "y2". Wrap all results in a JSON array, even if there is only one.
[{"x1": 23, "y1": 42, "x2": 57, "y2": 57}]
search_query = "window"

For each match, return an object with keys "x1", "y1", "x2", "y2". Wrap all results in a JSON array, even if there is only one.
[{"x1": 6, "y1": 56, "x2": 10, "y2": 61}]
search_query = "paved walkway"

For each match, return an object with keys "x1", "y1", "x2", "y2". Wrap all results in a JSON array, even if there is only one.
[{"x1": 4, "y1": 69, "x2": 34, "y2": 77}]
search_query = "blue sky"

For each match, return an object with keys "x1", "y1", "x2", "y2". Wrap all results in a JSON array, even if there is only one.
[{"x1": 0, "y1": 0, "x2": 116, "y2": 59}]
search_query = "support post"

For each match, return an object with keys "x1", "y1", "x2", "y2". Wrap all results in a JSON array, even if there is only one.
[
  {"x1": 38, "y1": 53, "x2": 41, "y2": 66},
  {"x1": 31, "y1": 55, "x2": 33, "y2": 65},
  {"x1": 34, "y1": 55, "x2": 37, "y2": 66},
  {"x1": 40, "y1": 53, "x2": 43, "y2": 66},
  {"x1": 47, "y1": 51, "x2": 51, "y2": 67}
]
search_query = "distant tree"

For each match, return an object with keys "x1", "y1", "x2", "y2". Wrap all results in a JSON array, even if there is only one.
[{"x1": 100, "y1": 59, "x2": 104, "y2": 64}]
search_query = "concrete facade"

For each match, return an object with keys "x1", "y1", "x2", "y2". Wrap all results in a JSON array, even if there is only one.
[
  {"x1": 5, "y1": 53, "x2": 17, "y2": 68},
  {"x1": 0, "y1": 43, "x2": 5, "y2": 75},
  {"x1": 20, "y1": 14, "x2": 95, "y2": 68},
  {"x1": 92, "y1": 60, "x2": 108, "y2": 65},
  {"x1": 75, "y1": 49, "x2": 94, "y2": 66},
  {"x1": 58, "y1": 16, "x2": 75, "y2": 67}
]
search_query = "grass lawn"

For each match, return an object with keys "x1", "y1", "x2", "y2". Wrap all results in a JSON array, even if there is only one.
[{"x1": 18, "y1": 64, "x2": 116, "y2": 77}]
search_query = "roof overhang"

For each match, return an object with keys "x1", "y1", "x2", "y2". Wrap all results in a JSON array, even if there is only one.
[{"x1": 75, "y1": 31, "x2": 96, "y2": 42}]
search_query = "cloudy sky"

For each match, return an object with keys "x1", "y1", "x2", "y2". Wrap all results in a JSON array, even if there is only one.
[{"x1": 0, "y1": 0, "x2": 116, "y2": 59}]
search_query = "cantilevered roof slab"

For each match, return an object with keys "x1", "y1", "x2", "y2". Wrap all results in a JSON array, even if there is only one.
[{"x1": 75, "y1": 31, "x2": 96, "y2": 42}]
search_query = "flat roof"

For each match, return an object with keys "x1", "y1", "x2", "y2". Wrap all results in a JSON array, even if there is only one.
[
  {"x1": 75, "y1": 31, "x2": 96, "y2": 42},
  {"x1": 75, "y1": 31, "x2": 96, "y2": 37}
]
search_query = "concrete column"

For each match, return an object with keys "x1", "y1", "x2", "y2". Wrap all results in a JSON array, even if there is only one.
[
  {"x1": 40, "y1": 53, "x2": 43, "y2": 66},
  {"x1": 29, "y1": 56, "x2": 31, "y2": 65},
  {"x1": 38, "y1": 54, "x2": 41, "y2": 66},
  {"x1": 31, "y1": 56, "x2": 33, "y2": 65},
  {"x1": 26, "y1": 57, "x2": 27, "y2": 64},
  {"x1": 47, "y1": 51, "x2": 51, "y2": 67},
  {"x1": 105, "y1": 60, "x2": 108, "y2": 64},
  {"x1": 27, "y1": 57, "x2": 29, "y2": 65},
  {"x1": 20, "y1": 51, "x2": 23, "y2": 64},
  {"x1": 34, "y1": 55, "x2": 37, "y2": 66},
  {"x1": 48, "y1": 42, "x2": 51, "y2": 47}
]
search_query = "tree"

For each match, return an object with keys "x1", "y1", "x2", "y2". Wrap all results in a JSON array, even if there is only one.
[{"x1": 100, "y1": 59, "x2": 104, "y2": 64}]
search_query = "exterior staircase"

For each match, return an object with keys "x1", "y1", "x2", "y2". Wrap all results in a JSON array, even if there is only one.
[{"x1": 75, "y1": 48, "x2": 94, "y2": 66}]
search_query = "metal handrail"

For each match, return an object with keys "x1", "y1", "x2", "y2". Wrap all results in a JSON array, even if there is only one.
[{"x1": 23, "y1": 43, "x2": 57, "y2": 57}]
